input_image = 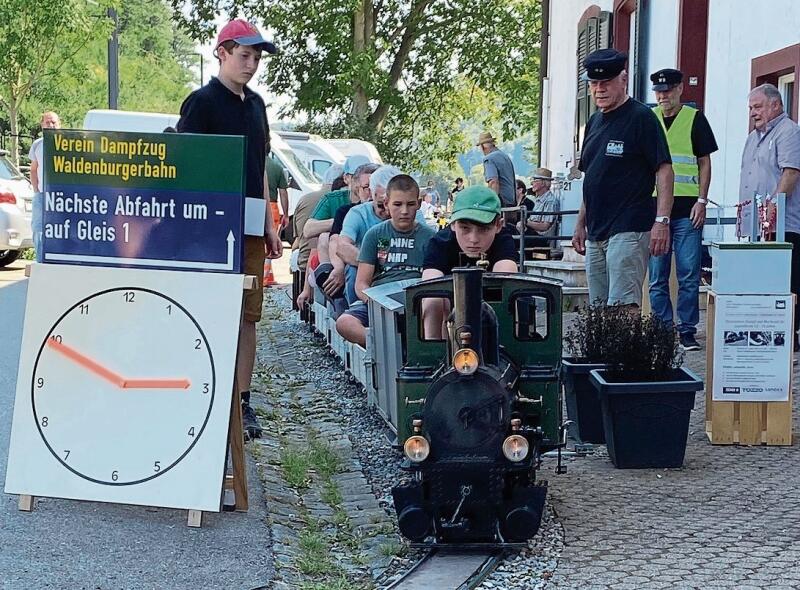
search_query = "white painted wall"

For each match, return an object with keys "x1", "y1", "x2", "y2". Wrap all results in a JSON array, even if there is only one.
[
  {"x1": 641, "y1": 0, "x2": 680, "y2": 104},
  {"x1": 705, "y1": 0, "x2": 800, "y2": 216},
  {"x1": 542, "y1": 0, "x2": 613, "y2": 174}
]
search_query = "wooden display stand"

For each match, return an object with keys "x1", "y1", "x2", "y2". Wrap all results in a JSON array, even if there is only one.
[
  {"x1": 705, "y1": 291, "x2": 793, "y2": 446},
  {"x1": 16, "y1": 269, "x2": 254, "y2": 526}
]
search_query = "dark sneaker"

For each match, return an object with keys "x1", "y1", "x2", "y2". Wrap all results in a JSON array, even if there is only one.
[
  {"x1": 680, "y1": 333, "x2": 701, "y2": 351},
  {"x1": 242, "y1": 402, "x2": 263, "y2": 440}
]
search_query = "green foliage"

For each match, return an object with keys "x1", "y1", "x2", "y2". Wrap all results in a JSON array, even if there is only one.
[
  {"x1": 3, "y1": 0, "x2": 195, "y2": 162},
  {"x1": 169, "y1": 0, "x2": 542, "y2": 170},
  {"x1": 566, "y1": 305, "x2": 684, "y2": 380}
]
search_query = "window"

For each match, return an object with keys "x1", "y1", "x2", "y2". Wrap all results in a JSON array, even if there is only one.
[
  {"x1": 778, "y1": 73, "x2": 795, "y2": 120},
  {"x1": 752, "y1": 43, "x2": 800, "y2": 123},
  {"x1": 513, "y1": 294, "x2": 550, "y2": 341}
]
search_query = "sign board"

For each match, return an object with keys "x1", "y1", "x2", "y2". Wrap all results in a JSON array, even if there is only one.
[
  {"x1": 41, "y1": 129, "x2": 244, "y2": 273},
  {"x1": 712, "y1": 294, "x2": 792, "y2": 402},
  {"x1": 4, "y1": 264, "x2": 243, "y2": 512}
]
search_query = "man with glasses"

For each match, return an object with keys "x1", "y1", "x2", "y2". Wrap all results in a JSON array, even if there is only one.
[{"x1": 571, "y1": 48, "x2": 674, "y2": 309}]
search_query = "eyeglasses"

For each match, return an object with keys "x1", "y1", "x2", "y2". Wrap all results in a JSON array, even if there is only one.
[{"x1": 361, "y1": 185, "x2": 371, "y2": 191}]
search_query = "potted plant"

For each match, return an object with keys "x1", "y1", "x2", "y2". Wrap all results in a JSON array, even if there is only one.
[
  {"x1": 588, "y1": 311, "x2": 703, "y2": 469},
  {"x1": 562, "y1": 304, "x2": 622, "y2": 444}
]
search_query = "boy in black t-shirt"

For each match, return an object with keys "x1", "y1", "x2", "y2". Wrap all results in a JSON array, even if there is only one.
[{"x1": 422, "y1": 186, "x2": 518, "y2": 338}]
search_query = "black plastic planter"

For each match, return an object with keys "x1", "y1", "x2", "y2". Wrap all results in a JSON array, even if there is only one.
[
  {"x1": 561, "y1": 358, "x2": 609, "y2": 444},
  {"x1": 589, "y1": 367, "x2": 703, "y2": 469}
]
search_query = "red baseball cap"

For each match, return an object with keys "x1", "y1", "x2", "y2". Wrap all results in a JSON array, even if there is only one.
[{"x1": 216, "y1": 19, "x2": 277, "y2": 54}]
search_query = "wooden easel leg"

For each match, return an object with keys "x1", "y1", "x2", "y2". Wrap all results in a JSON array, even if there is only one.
[
  {"x1": 187, "y1": 509, "x2": 203, "y2": 528},
  {"x1": 18, "y1": 495, "x2": 34, "y2": 512},
  {"x1": 228, "y1": 381, "x2": 249, "y2": 512}
]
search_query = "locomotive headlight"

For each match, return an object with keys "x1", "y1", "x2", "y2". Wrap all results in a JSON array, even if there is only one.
[
  {"x1": 502, "y1": 435, "x2": 529, "y2": 462},
  {"x1": 453, "y1": 348, "x2": 479, "y2": 375},
  {"x1": 404, "y1": 435, "x2": 430, "y2": 463}
]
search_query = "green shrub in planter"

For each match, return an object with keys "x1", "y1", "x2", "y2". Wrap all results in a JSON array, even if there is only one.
[
  {"x1": 586, "y1": 309, "x2": 702, "y2": 469},
  {"x1": 561, "y1": 305, "x2": 630, "y2": 444}
]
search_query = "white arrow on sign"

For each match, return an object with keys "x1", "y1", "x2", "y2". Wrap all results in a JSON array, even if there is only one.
[{"x1": 44, "y1": 230, "x2": 237, "y2": 271}]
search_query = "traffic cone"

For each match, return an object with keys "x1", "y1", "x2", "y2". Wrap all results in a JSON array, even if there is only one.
[{"x1": 263, "y1": 261, "x2": 276, "y2": 286}]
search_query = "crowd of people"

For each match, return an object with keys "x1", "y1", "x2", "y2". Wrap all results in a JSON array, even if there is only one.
[{"x1": 27, "y1": 18, "x2": 800, "y2": 440}]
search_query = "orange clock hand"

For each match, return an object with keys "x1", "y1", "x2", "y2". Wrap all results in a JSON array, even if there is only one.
[
  {"x1": 46, "y1": 337, "x2": 125, "y2": 388},
  {"x1": 122, "y1": 378, "x2": 191, "y2": 389}
]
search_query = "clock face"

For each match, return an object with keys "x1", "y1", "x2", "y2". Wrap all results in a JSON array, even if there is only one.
[{"x1": 31, "y1": 287, "x2": 216, "y2": 486}]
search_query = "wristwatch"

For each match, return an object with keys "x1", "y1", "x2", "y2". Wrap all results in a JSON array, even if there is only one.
[
  {"x1": 655, "y1": 216, "x2": 670, "y2": 224},
  {"x1": 697, "y1": 197, "x2": 708, "y2": 204}
]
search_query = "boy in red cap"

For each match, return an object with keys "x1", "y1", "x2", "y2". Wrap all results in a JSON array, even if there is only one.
[{"x1": 177, "y1": 19, "x2": 280, "y2": 439}]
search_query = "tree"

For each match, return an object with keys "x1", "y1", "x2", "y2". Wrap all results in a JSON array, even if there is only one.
[
  {"x1": 0, "y1": 0, "x2": 111, "y2": 165},
  {"x1": 7, "y1": 0, "x2": 196, "y2": 162},
  {"x1": 170, "y1": 0, "x2": 542, "y2": 169}
]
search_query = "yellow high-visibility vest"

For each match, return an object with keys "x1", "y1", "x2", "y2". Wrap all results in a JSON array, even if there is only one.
[{"x1": 653, "y1": 105, "x2": 699, "y2": 197}]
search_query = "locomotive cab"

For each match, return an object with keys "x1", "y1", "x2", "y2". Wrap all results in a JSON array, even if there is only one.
[{"x1": 392, "y1": 266, "x2": 561, "y2": 546}]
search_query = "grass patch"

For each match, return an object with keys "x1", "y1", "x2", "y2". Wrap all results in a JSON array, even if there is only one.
[
  {"x1": 300, "y1": 577, "x2": 368, "y2": 590},
  {"x1": 255, "y1": 407, "x2": 280, "y2": 421},
  {"x1": 321, "y1": 480, "x2": 343, "y2": 506},
  {"x1": 379, "y1": 541, "x2": 406, "y2": 557},
  {"x1": 21, "y1": 248, "x2": 35, "y2": 261},
  {"x1": 309, "y1": 440, "x2": 342, "y2": 479},
  {"x1": 281, "y1": 448, "x2": 311, "y2": 489},
  {"x1": 296, "y1": 528, "x2": 337, "y2": 576}
]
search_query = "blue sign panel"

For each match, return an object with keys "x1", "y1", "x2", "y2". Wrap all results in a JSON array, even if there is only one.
[{"x1": 42, "y1": 130, "x2": 245, "y2": 273}]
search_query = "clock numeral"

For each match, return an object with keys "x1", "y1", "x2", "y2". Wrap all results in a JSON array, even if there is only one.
[
  {"x1": 154, "y1": 461, "x2": 161, "y2": 473},
  {"x1": 194, "y1": 339, "x2": 202, "y2": 350},
  {"x1": 80, "y1": 303, "x2": 89, "y2": 315},
  {"x1": 63, "y1": 450, "x2": 70, "y2": 461},
  {"x1": 36, "y1": 377, "x2": 44, "y2": 388},
  {"x1": 202, "y1": 383, "x2": 209, "y2": 394},
  {"x1": 166, "y1": 304, "x2": 172, "y2": 315},
  {"x1": 50, "y1": 335, "x2": 62, "y2": 344},
  {"x1": 111, "y1": 470, "x2": 119, "y2": 482},
  {"x1": 41, "y1": 416, "x2": 49, "y2": 427},
  {"x1": 188, "y1": 426, "x2": 196, "y2": 437},
  {"x1": 124, "y1": 291, "x2": 135, "y2": 303}
]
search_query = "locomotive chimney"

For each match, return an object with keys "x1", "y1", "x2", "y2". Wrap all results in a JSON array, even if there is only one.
[{"x1": 452, "y1": 268, "x2": 484, "y2": 360}]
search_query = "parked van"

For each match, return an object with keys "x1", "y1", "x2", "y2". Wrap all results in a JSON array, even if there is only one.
[
  {"x1": 277, "y1": 130, "x2": 345, "y2": 181},
  {"x1": 83, "y1": 109, "x2": 321, "y2": 216},
  {"x1": 326, "y1": 138, "x2": 383, "y2": 164}
]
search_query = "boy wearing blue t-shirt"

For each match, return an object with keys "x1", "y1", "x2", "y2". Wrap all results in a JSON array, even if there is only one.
[{"x1": 336, "y1": 175, "x2": 436, "y2": 346}]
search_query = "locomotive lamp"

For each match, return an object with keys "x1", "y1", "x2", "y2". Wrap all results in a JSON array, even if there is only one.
[
  {"x1": 502, "y1": 434, "x2": 529, "y2": 462},
  {"x1": 404, "y1": 419, "x2": 430, "y2": 462},
  {"x1": 404, "y1": 435, "x2": 430, "y2": 463},
  {"x1": 453, "y1": 348, "x2": 479, "y2": 375}
]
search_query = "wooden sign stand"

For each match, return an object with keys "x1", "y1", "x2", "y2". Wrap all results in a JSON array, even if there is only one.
[
  {"x1": 16, "y1": 269, "x2": 255, "y2": 526},
  {"x1": 705, "y1": 291, "x2": 794, "y2": 446}
]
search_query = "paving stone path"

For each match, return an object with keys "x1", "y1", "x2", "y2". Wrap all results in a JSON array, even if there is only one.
[
  {"x1": 547, "y1": 310, "x2": 800, "y2": 589},
  {"x1": 249, "y1": 289, "x2": 396, "y2": 590}
]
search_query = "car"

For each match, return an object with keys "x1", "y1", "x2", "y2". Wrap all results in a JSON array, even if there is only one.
[
  {"x1": 326, "y1": 138, "x2": 383, "y2": 165},
  {"x1": 276, "y1": 130, "x2": 346, "y2": 181},
  {"x1": 0, "y1": 149, "x2": 34, "y2": 267}
]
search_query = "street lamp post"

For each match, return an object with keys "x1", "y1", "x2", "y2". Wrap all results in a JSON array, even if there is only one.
[{"x1": 107, "y1": 7, "x2": 119, "y2": 109}]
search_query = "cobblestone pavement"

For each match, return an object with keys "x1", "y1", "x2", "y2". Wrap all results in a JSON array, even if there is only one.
[
  {"x1": 249, "y1": 288, "x2": 397, "y2": 590},
  {"x1": 547, "y1": 310, "x2": 800, "y2": 589}
]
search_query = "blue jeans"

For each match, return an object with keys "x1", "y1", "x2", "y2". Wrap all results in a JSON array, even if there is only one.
[
  {"x1": 345, "y1": 265, "x2": 358, "y2": 305},
  {"x1": 648, "y1": 217, "x2": 702, "y2": 336}
]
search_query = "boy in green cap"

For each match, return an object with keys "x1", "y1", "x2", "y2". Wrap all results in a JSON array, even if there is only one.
[{"x1": 421, "y1": 185, "x2": 518, "y2": 337}]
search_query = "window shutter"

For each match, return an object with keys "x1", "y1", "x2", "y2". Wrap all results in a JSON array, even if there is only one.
[{"x1": 575, "y1": 11, "x2": 613, "y2": 159}]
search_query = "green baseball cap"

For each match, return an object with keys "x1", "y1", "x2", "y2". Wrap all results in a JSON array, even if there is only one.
[{"x1": 450, "y1": 186, "x2": 502, "y2": 224}]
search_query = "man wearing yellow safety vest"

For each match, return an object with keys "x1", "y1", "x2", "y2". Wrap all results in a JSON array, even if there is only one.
[{"x1": 648, "y1": 69, "x2": 718, "y2": 351}]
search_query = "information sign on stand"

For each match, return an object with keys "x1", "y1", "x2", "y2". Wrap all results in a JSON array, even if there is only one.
[
  {"x1": 41, "y1": 129, "x2": 245, "y2": 272},
  {"x1": 705, "y1": 242, "x2": 794, "y2": 446},
  {"x1": 5, "y1": 129, "x2": 253, "y2": 526}
]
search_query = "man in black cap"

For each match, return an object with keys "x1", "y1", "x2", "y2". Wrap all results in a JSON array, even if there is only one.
[
  {"x1": 572, "y1": 48, "x2": 674, "y2": 309},
  {"x1": 648, "y1": 68, "x2": 718, "y2": 351}
]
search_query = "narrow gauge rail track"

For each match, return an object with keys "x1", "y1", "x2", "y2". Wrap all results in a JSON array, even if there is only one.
[{"x1": 384, "y1": 549, "x2": 506, "y2": 590}]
